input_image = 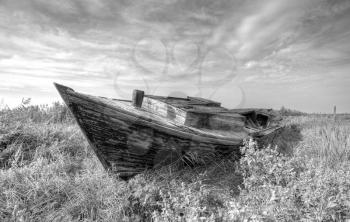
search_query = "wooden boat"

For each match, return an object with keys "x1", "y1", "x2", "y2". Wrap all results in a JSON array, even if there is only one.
[{"x1": 54, "y1": 83, "x2": 281, "y2": 179}]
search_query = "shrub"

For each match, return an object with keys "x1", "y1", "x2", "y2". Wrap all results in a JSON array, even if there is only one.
[{"x1": 235, "y1": 138, "x2": 350, "y2": 221}]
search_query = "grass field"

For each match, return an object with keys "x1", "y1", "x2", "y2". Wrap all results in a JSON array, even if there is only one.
[{"x1": 0, "y1": 103, "x2": 349, "y2": 221}]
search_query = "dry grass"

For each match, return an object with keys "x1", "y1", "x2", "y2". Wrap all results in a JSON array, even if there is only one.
[
  {"x1": 288, "y1": 115, "x2": 350, "y2": 166},
  {"x1": 0, "y1": 104, "x2": 349, "y2": 221}
]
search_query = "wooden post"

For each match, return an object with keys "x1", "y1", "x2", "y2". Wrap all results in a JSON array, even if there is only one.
[
  {"x1": 132, "y1": 90, "x2": 144, "y2": 108},
  {"x1": 333, "y1": 105, "x2": 336, "y2": 121}
]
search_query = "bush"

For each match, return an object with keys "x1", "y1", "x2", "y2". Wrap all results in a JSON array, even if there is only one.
[{"x1": 235, "y1": 139, "x2": 350, "y2": 221}]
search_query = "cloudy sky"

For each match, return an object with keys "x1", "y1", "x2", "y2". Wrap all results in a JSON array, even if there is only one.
[{"x1": 0, "y1": 0, "x2": 349, "y2": 112}]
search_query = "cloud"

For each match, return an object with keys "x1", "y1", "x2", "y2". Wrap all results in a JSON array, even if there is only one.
[{"x1": 0, "y1": 0, "x2": 350, "y2": 111}]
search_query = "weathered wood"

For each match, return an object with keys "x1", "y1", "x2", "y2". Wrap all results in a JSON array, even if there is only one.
[
  {"x1": 185, "y1": 112, "x2": 246, "y2": 130},
  {"x1": 54, "y1": 82, "x2": 281, "y2": 179},
  {"x1": 64, "y1": 92, "x2": 245, "y2": 144},
  {"x1": 187, "y1": 96, "x2": 221, "y2": 107},
  {"x1": 132, "y1": 90, "x2": 144, "y2": 108},
  {"x1": 54, "y1": 83, "x2": 110, "y2": 170},
  {"x1": 142, "y1": 95, "x2": 263, "y2": 131},
  {"x1": 142, "y1": 96, "x2": 187, "y2": 125}
]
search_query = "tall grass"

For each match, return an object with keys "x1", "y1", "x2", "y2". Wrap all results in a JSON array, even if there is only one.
[
  {"x1": 0, "y1": 101, "x2": 73, "y2": 128},
  {"x1": 288, "y1": 115, "x2": 350, "y2": 167},
  {"x1": 0, "y1": 104, "x2": 349, "y2": 221}
]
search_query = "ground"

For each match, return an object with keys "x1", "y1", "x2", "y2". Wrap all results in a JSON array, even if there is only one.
[{"x1": 0, "y1": 104, "x2": 349, "y2": 221}]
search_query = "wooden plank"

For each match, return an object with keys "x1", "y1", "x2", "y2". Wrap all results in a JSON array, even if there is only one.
[
  {"x1": 142, "y1": 96, "x2": 187, "y2": 125},
  {"x1": 187, "y1": 96, "x2": 221, "y2": 107},
  {"x1": 143, "y1": 95, "x2": 248, "y2": 131},
  {"x1": 184, "y1": 112, "x2": 246, "y2": 131},
  {"x1": 54, "y1": 83, "x2": 110, "y2": 170}
]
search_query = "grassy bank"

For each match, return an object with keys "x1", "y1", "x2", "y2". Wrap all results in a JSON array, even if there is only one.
[{"x1": 0, "y1": 104, "x2": 349, "y2": 221}]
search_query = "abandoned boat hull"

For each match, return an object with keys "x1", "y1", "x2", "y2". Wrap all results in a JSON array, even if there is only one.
[
  {"x1": 55, "y1": 84, "x2": 246, "y2": 178},
  {"x1": 54, "y1": 83, "x2": 281, "y2": 178}
]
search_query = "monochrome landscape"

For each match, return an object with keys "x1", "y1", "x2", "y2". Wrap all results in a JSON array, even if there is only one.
[{"x1": 1, "y1": 0, "x2": 350, "y2": 221}]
